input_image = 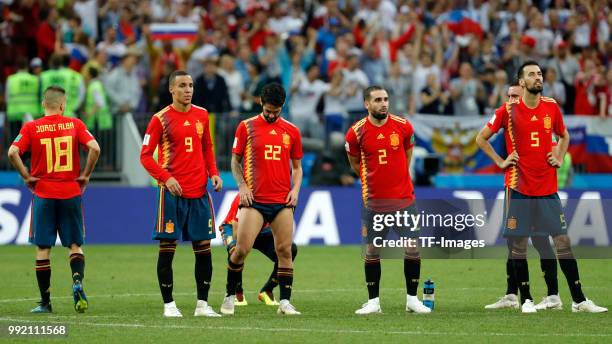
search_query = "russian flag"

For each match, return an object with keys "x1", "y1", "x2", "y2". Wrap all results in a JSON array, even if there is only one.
[
  {"x1": 439, "y1": 10, "x2": 484, "y2": 39},
  {"x1": 150, "y1": 23, "x2": 198, "y2": 41}
]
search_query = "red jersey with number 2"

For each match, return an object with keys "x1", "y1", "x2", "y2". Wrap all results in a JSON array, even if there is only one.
[
  {"x1": 11, "y1": 114, "x2": 95, "y2": 199},
  {"x1": 487, "y1": 97, "x2": 566, "y2": 196},
  {"x1": 232, "y1": 115, "x2": 303, "y2": 204},
  {"x1": 345, "y1": 114, "x2": 416, "y2": 211}
]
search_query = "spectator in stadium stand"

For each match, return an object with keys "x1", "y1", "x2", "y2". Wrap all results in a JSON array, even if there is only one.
[
  {"x1": 548, "y1": 41, "x2": 580, "y2": 114},
  {"x1": 360, "y1": 44, "x2": 386, "y2": 86},
  {"x1": 30, "y1": 58, "x2": 43, "y2": 77},
  {"x1": 84, "y1": 67, "x2": 112, "y2": 132},
  {"x1": 342, "y1": 51, "x2": 370, "y2": 122},
  {"x1": 310, "y1": 132, "x2": 355, "y2": 187},
  {"x1": 98, "y1": 0, "x2": 122, "y2": 37},
  {"x1": 384, "y1": 62, "x2": 411, "y2": 116},
  {"x1": 104, "y1": 48, "x2": 142, "y2": 115},
  {"x1": 323, "y1": 68, "x2": 348, "y2": 134},
  {"x1": 502, "y1": 35, "x2": 537, "y2": 83},
  {"x1": 154, "y1": 61, "x2": 177, "y2": 112},
  {"x1": 450, "y1": 62, "x2": 484, "y2": 116},
  {"x1": 81, "y1": 49, "x2": 108, "y2": 82},
  {"x1": 96, "y1": 26, "x2": 127, "y2": 67},
  {"x1": 36, "y1": 6, "x2": 58, "y2": 66},
  {"x1": 256, "y1": 32, "x2": 283, "y2": 84},
  {"x1": 240, "y1": 62, "x2": 266, "y2": 116},
  {"x1": 488, "y1": 70, "x2": 511, "y2": 115},
  {"x1": 289, "y1": 63, "x2": 328, "y2": 141},
  {"x1": 410, "y1": 27, "x2": 441, "y2": 113},
  {"x1": 419, "y1": 73, "x2": 452, "y2": 116},
  {"x1": 7, "y1": 0, "x2": 40, "y2": 62},
  {"x1": 193, "y1": 57, "x2": 231, "y2": 115},
  {"x1": 524, "y1": 12, "x2": 555, "y2": 59},
  {"x1": 574, "y1": 58, "x2": 600, "y2": 116},
  {"x1": 218, "y1": 54, "x2": 244, "y2": 118},
  {"x1": 542, "y1": 68, "x2": 567, "y2": 108}
]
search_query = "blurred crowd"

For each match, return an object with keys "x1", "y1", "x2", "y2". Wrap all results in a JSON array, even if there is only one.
[{"x1": 0, "y1": 0, "x2": 611, "y2": 177}]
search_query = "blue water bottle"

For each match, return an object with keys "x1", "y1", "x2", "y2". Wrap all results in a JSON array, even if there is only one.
[{"x1": 423, "y1": 279, "x2": 435, "y2": 310}]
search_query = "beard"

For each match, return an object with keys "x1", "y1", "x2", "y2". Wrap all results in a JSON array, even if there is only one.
[
  {"x1": 526, "y1": 84, "x2": 542, "y2": 95},
  {"x1": 264, "y1": 114, "x2": 279, "y2": 123},
  {"x1": 371, "y1": 111, "x2": 388, "y2": 120}
]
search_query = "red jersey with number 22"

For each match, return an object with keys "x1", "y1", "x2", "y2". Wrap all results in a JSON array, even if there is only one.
[
  {"x1": 232, "y1": 115, "x2": 303, "y2": 204},
  {"x1": 11, "y1": 114, "x2": 95, "y2": 199},
  {"x1": 345, "y1": 114, "x2": 415, "y2": 211},
  {"x1": 487, "y1": 96, "x2": 566, "y2": 196}
]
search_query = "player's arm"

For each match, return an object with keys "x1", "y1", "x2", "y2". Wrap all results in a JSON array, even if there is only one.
[
  {"x1": 345, "y1": 127, "x2": 361, "y2": 175},
  {"x1": 549, "y1": 129, "x2": 570, "y2": 168},
  {"x1": 231, "y1": 153, "x2": 253, "y2": 206},
  {"x1": 286, "y1": 158, "x2": 302, "y2": 207},
  {"x1": 476, "y1": 106, "x2": 518, "y2": 169},
  {"x1": 76, "y1": 140, "x2": 101, "y2": 190},
  {"x1": 140, "y1": 116, "x2": 182, "y2": 196},
  {"x1": 347, "y1": 154, "x2": 360, "y2": 175},
  {"x1": 7, "y1": 146, "x2": 39, "y2": 190}
]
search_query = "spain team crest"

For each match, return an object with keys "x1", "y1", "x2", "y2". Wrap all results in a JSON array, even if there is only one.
[
  {"x1": 282, "y1": 133, "x2": 291, "y2": 148},
  {"x1": 543, "y1": 116, "x2": 551, "y2": 130},
  {"x1": 507, "y1": 217, "x2": 517, "y2": 230},
  {"x1": 196, "y1": 120, "x2": 204, "y2": 139},
  {"x1": 165, "y1": 220, "x2": 175, "y2": 233},
  {"x1": 390, "y1": 132, "x2": 400, "y2": 149}
]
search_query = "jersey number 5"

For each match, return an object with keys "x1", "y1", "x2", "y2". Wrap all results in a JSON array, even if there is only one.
[
  {"x1": 40, "y1": 136, "x2": 73, "y2": 173},
  {"x1": 265, "y1": 145, "x2": 281, "y2": 160},
  {"x1": 530, "y1": 132, "x2": 539, "y2": 147}
]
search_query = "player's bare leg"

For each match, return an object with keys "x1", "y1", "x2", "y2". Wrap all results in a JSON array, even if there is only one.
[
  {"x1": 509, "y1": 237, "x2": 536, "y2": 313},
  {"x1": 404, "y1": 243, "x2": 430, "y2": 314},
  {"x1": 68, "y1": 243, "x2": 87, "y2": 313},
  {"x1": 356, "y1": 243, "x2": 383, "y2": 315},
  {"x1": 552, "y1": 234, "x2": 607, "y2": 313},
  {"x1": 32, "y1": 246, "x2": 52, "y2": 313},
  {"x1": 158, "y1": 239, "x2": 181, "y2": 317},
  {"x1": 271, "y1": 208, "x2": 301, "y2": 315},
  {"x1": 221, "y1": 208, "x2": 263, "y2": 315},
  {"x1": 193, "y1": 239, "x2": 220, "y2": 317}
]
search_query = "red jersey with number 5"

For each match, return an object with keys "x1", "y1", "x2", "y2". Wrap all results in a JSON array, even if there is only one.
[
  {"x1": 345, "y1": 114, "x2": 415, "y2": 211},
  {"x1": 11, "y1": 114, "x2": 95, "y2": 199},
  {"x1": 140, "y1": 105, "x2": 219, "y2": 198},
  {"x1": 232, "y1": 115, "x2": 303, "y2": 204},
  {"x1": 487, "y1": 97, "x2": 566, "y2": 196}
]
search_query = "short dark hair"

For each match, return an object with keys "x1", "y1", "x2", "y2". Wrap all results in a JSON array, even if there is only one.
[
  {"x1": 517, "y1": 60, "x2": 541, "y2": 80},
  {"x1": 510, "y1": 79, "x2": 520, "y2": 87},
  {"x1": 169, "y1": 70, "x2": 190, "y2": 86},
  {"x1": 363, "y1": 85, "x2": 386, "y2": 101},
  {"x1": 260, "y1": 83, "x2": 286, "y2": 107}
]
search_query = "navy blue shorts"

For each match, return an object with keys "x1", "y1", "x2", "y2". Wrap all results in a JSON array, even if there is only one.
[
  {"x1": 361, "y1": 203, "x2": 421, "y2": 244},
  {"x1": 29, "y1": 195, "x2": 84, "y2": 247},
  {"x1": 503, "y1": 188, "x2": 567, "y2": 238},
  {"x1": 153, "y1": 188, "x2": 216, "y2": 241},
  {"x1": 241, "y1": 201, "x2": 291, "y2": 224}
]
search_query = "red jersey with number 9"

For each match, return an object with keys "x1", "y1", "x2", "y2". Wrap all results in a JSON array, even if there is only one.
[
  {"x1": 487, "y1": 97, "x2": 566, "y2": 196},
  {"x1": 11, "y1": 114, "x2": 95, "y2": 199},
  {"x1": 232, "y1": 115, "x2": 303, "y2": 204},
  {"x1": 345, "y1": 114, "x2": 416, "y2": 211}
]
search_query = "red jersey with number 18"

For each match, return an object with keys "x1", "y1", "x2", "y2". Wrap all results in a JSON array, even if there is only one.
[
  {"x1": 487, "y1": 96, "x2": 566, "y2": 196},
  {"x1": 345, "y1": 114, "x2": 416, "y2": 211},
  {"x1": 11, "y1": 114, "x2": 95, "y2": 199},
  {"x1": 232, "y1": 115, "x2": 303, "y2": 204}
]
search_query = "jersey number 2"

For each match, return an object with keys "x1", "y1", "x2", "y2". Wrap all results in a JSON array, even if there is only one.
[
  {"x1": 378, "y1": 149, "x2": 388, "y2": 165},
  {"x1": 40, "y1": 136, "x2": 73, "y2": 173}
]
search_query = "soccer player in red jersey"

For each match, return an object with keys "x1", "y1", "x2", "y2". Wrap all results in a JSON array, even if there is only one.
[
  {"x1": 345, "y1": 86, "x2": 431, "y2": 314},
  {"x1": 221, "y1": 83, "x2": 303, "y2": 315},
  {"x1": 219, "y1": 193, "x2": 298, "y2": 306},
  {"x1": 476, "y1": 61, "x2": 607, "y2": 313},
  {"x1": 8, "y1": 86, "x2": 101, "y2": 314},
  {"x1": 140, "y1": 70, "x2": 223, "y2": 318}
]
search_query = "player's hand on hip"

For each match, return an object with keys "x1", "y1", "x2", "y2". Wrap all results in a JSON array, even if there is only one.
[
  {"x1": 238, "y1": 183, "x2": 254, "y2": 206},
  {"x1": 286, "y1": 188, "x2": 299, "y2": 207},
  {"x1": 498, "y1": 151, "x2": 519, "y2": 169},
  {"x1": 547, "y1": 152, "x2": 561, "y2": 168},
  {"x1": 165, "y1": 177, "x2": 183, "y2": 196},
  {"x1": 24, "y1": 176, "x2": 40, "y2": 192},
  {"x1": 76, "y1": 175, "x2": 90, "y2": 192},
  {"x1": 211, "y1": 175, "x2": 223, "y2": 192}
]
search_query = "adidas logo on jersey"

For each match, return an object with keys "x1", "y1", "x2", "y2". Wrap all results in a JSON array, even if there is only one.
[
  {"x1": 270, "y1": 129, "x2": 277, "y2": 135},
  {"x1": 531, "y1": 115, "x2": 537, "y2": 121},
  {"x1": 184, "y1": 120, "x2": 191, "y2": 126},
  {"x1": 377, "y1": 133, "x2": 385, "y2": 140}
]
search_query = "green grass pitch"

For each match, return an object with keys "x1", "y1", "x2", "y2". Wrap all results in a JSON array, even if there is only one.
[{"x1": 1, "y1": 245, "x2": 610, "y2": 343}]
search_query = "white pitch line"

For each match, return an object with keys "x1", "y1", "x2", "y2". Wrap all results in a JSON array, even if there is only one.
[{"x1": 0, "y1": 317, "x2": 610, "y2": 338}]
